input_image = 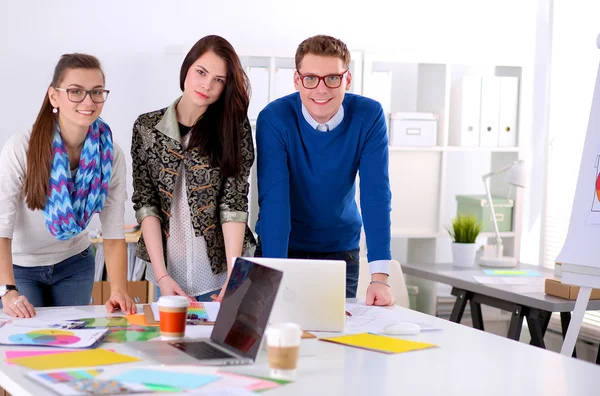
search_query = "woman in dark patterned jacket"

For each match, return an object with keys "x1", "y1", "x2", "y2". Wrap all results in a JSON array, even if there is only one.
[{"x1": 131, "y1": 35, "x2": 256, "y2": 302}]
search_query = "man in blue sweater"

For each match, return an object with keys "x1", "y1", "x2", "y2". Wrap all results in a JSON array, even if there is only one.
[{"x1": 255, "y1": 35, "x2": 394, "y2": 306}]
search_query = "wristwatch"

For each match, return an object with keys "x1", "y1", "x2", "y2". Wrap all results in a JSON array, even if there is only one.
[{"x1": 0, "y1": 285, "x2": 18, "y2": 297}]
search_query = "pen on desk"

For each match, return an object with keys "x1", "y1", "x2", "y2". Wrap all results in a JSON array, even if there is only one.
[{"x1": 345, "y1": 311, "x2": 352, "y2": 317}]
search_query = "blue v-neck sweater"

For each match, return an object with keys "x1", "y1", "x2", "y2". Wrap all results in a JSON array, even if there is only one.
[{"x1": 255, "y1": 92, "x2": 391, "y2": 262}]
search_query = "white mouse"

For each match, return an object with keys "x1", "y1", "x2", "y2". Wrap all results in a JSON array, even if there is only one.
[{"x1": 383, "y1": 322, "x2": 421, "y2": 336}]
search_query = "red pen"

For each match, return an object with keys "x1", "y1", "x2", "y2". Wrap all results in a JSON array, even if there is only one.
[{"x1": 345, "y1": 311, "x2": 352, "y2": 317}]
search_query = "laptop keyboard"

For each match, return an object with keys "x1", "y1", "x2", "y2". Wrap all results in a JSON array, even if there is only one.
[{"x1": 175, "y1": 341, "x2": 235, "y2": 360}]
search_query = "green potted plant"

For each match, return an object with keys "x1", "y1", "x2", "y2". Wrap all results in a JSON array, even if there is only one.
[{"x1": 447, "y1": 214, "x2": 482, "y2": 267}]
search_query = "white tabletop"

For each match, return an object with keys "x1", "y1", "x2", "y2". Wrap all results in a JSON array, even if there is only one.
[
  {"x1": 0, "y1": 304, "x2": 599, "y2": 396},
  {"x1": 401, "y1": 262, "x2": 600, "y2": 312}
]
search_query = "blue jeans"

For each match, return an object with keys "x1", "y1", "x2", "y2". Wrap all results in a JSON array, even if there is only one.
[
  {"x1": 155, "y1": 287, "x2": 219, "y2": 302},
  {"x1": 254, "y1": 240, "x2": 360, "y2": 298},
  {"x1": 7, "y1": 246, "x2": 95, "y2": 308}
]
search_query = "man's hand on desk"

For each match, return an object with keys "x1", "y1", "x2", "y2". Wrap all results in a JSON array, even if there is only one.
[
  {"x1": 105, "y1": 290, "x2": 137, "y2": 314},
  {"x1": 366, "y1": 273, "x2": 395, "y2": 306},
  {"x1": 2, "y1": 291, "x2": 35, "y2": 318}
]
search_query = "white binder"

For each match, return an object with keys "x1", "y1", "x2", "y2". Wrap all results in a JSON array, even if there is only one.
[
  {"x1": 498, "y1": 77, "x2": 519, "y2": 147},
  {"x1": 449, "y1": 76, "x2": 481, "y2": 146},
  {"x1": 479, "y1": 77, "x2": 501, "y2": 147}
]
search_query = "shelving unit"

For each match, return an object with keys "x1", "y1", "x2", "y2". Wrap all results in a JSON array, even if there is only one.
[
  {"x1": 359, "y1": 53, "x2": 524, "y2": 317},
  {"x1": 240, "y1": 51, "x2": 525, "y2": 320}
]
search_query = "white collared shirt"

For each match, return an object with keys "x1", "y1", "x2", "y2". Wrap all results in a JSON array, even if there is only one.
[{"x1": 301, "y1": 103, "x2": 345, "y2": 132}]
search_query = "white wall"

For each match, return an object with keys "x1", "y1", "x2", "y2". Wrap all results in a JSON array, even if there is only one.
[{"x1": 0, "y1": 0, "x2": 540, "y2": 230}]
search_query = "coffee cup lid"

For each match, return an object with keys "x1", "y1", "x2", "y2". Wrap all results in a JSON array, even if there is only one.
[
  {"x1": 266, "y1": 322, "x2": 302, "y2": 347},
  {"x1": 158, "y1": 296, "x2": 190, "y2": 308}
]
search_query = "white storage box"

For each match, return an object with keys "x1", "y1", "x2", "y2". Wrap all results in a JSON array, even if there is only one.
[{"x1": 390, "y1": 112, "x2": 438, "y2": 147}]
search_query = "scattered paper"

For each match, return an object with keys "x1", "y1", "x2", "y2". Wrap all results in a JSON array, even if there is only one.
[
  {"x1": 0, "y1": 324, "x2": 109, "y2": 348},
  {"x1": 0, "y1": 308, "x2": 91, "y2": 322},
  {"x1": 204, "y1": 372, "x2": 283, "y2": 392},
  {"x1": 482, "y1": 269, "x2": 541, "y2": 276},
  {"x1": 27, "y1": 368, "x2": 150, "y2": 396},
  {"x1": 473, "y1": 276, "x2": 545, "y2": 286},
  {"x1": 186, "y1": 388, "x2": 256, "y2": 396},
  {"x1": 151, "y1": 301, "x2": 220, "y2": 322},
  {"x1": 103, "y1": 326, "x2": 161, "y2": 343},
  {"x1": 111, "y1": 368, "x2": 220, "y2": 389},
  {"x1": 9, "y1": 349, "x2": 139, "y2": 370},
  {"x1": 5, "y1": 349, "x2": 79, "y2": 364},
  {"x1": 187, "y1": 389, "x2": 256, "y2": 396},
  {"x1": 345, "y1": 303, "x2": 442, "y2": 334},
  {"x1": 125, "y1": 314, "x2": 158, "y2": 327}
]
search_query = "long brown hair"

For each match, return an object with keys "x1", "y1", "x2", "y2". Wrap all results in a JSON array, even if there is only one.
[
  {"x1": 23, "y1": 53, "x2": 105, "y2": 210},
  {"x1": 180, "y1": 35, "x2": 250, "y2": 178}
]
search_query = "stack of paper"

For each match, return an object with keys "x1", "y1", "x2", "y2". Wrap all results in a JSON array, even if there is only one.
[{"x1": 26, "y1": 365, "x2": 288, "y2": 396}]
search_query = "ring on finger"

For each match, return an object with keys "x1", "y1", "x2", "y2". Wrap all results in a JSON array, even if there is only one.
[{"x1": 13, "y1": 298, "x2": 22, "y2": 305}]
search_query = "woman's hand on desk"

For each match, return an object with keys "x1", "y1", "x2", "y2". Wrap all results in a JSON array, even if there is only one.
[
  {"x1": 211, "y1": 284, "x2": 227, "y2": 303},
  {"x1": 157, "y1": 275, "x2": 187, "y2": 298},
  {"x1": 2, "y1": 291, "x2": 35, "y2": 318},
  {"x1": 105, "y1": 290, "x2": 137, "y2": 314}
]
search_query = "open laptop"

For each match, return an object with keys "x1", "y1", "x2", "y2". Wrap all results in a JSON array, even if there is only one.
[
  {"x1": 129, "y1": 258, "x2": 283, "y2": 366},
  {"x1": 243, "y1": 257, "x2": 347, "y2": 332}
]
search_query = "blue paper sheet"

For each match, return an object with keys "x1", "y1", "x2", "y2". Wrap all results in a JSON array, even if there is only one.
[{"x1": 111, "y1": 369, "x2": 219, "y2": 389}]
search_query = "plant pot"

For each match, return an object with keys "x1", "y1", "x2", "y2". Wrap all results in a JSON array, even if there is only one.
[{"x1": 451, "y1": 242, "x2": 478, "y2": 267}]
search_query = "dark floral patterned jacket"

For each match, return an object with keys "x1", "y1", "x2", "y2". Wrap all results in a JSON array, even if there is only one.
[{"x1": 131, "y1": 98, "x2": 256, "y2": 275}]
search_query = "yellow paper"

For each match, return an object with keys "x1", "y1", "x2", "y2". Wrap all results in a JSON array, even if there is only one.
[
  {"x1": 321, "y1": 333, "x2": 437, "y2": 354},
  {"x1": 8, "y1": 348, "x2": 140, "y2": 370}
]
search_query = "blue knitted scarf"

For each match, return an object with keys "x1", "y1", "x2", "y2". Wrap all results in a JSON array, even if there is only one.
[{"x1": 43, "y1": 118, "x2": 114, "y2": 240}]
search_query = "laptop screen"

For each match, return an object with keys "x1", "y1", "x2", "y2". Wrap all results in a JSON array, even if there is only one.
[{"x1": 210, "y1": 258, "x2": 283, "y2": 359}]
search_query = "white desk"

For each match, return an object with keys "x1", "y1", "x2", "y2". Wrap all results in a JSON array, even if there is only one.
[{"x1": 0, "y1": 304, "x2": 599, "y2": 396}]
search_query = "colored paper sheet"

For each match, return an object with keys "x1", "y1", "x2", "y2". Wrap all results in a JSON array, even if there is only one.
[
  {"x1": 111, "y1": 368, "x2": 220, "y2": 389},
  {"x1": 0, "y1": 325, "x2": 109, "y2": 348},
  {"x1": 104, "y1": 326, "x2": 160, "y2": 342},
  {"x1": 35, "y1": 368, "x2": 103, "y2": 383},
  {"x1": 203, "y1": 372, "x2": 287, "y2": 392},
  {"x1": 320, "y1": 333, "x2": 437, "y2": 354},
  {"x1": 482, "y1": 269, "x2": 541, "y2": 276},
  {"x1": 5, "y1": 349, "x2": 79, "y2": 363},
  {"x1": 151, "y1": 301, "x2": 220, "y2": 322},
  {"x1": 8, "y1": 348, "x2": 140, "y2": 370},
  {"x1": 124, "y1": 314, "x2": 158, "y2": 327},
  {"x1": 77, "y1": 317, "x2": 129, "y2": 328},
  {"x1": 26, "y1": 368, "x2": 149, "y2": 396}
]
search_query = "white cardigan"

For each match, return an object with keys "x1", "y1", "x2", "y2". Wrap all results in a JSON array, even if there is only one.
[{"x1": 0, "y1": 131, "x2": 126, "y2": 267}]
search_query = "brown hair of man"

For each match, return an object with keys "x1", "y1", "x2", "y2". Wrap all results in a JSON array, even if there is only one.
[{"x1": 294, "y1": 35, "x2": 351, "y2": 70}]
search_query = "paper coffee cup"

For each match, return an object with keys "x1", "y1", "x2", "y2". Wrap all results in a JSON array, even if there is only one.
[
  {"x1": 266, "y1": 323, "x2": 302, "y2": 380},
  {"x1": 158, "y1": 296, "x2": 190, "y2": 340}
]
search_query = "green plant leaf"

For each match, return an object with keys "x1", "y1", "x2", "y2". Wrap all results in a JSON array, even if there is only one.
[{"x1": 446, "y1": 214, "x2": 482, "y2": 243}]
